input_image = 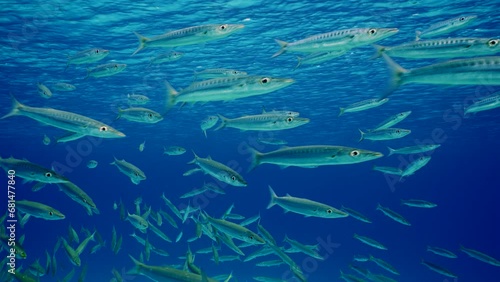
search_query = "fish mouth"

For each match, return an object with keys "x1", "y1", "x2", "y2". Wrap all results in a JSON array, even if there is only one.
[
  {"x1": 233, "y1": 24, "x2": 245, "y2": 30},
  {"x1": 115, "y1": 131, "x2": 126, "y2": 137},
  {"x1": 373, "y1": 152, "x2": 384, "y2": 158}
]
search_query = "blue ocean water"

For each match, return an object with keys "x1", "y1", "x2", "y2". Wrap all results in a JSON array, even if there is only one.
[{"x1": 1, "y1": 0, "x2": 500, "y2": 281}]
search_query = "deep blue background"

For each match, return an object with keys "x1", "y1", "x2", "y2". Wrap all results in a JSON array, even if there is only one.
[{"x1": 1, "y1": 0, "x2": 499, "y2": 281}]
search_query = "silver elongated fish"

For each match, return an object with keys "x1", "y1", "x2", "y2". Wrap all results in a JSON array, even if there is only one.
[
  {"x1": 85, "y1": 63, "x2": 126, "y2": 79},
  {"x1": 148, "y1": 51, "x2": 183, "y2": 66},
  {"x1": 272, "y1": 27, "x2": 399, "y2": 57},
  {"x1": 401, "y1": 199, "x2": 437, "y2": 208},
  {"x1": 376, "y1": 203, "x2": 411, "y2": 226},
  {"x1": 202, "y1": 212, "x2": 265, "y2": 245},
  {"x1": 339, "y1": 270, "x2": 366, "y2": 282},
  {"x1": 133, "y1": 24, "x2": 245, "y2": 55},
  {"x1": 187, "y1": 152, "x2": 247, "y2": 187},
  {"x1": 249, "y1": 145, "x2": 383, "y2": 170},
  {"x1": 416, "y1": 15, "x2": 477, "y2": 40},
  {"x1": 381, "y1": 55, "x2": 500, "y2": 98},
  {"x1": 374, "y1": 37, "x2": 500, "y2": 59},
  {"x1": 215, "y1": 113, "x2": 309, "y2": 131},
  {"x1": 200, "y1": 115, "x2": 219, "y2": 138},
  {"x1": 116, "y1": 107, "x2": 163, "y2": 124},
  {"x1": 60, "y1": 237, "x2": 81, "y2": 266},
  {"x1": 127, "y1": 212, "x2": 148, "y2": 231},
  {"x1": 165, "y1": 76, "x2": 295, "y2": 107},
  {"x1": 338, "y1": 98, "x2": 389, "y2": 117},
  {"x1": 34, "y1": 181, "x2": 99, "y2": 215},
  {"x1": 372, "y1": 111, "x2": 412, "y2": 130},
  {"x1": 460, "y1": 245, "x2": 500, "y2": 266},
  {"x1": 421, "y1": 260, "x2": 458, "y2": 278},
  {"x1": 464, "y1": 94, "x2": 500, "y2": 114},
  {"x1": 387, "y1": 144, "x2": 440, "y2": 156},
  {"x1": 369, "y1": 255, "x2": 400, "y2": 275},
  {"x1": 341, "y1": 205, "x2": 372, "y2": 223},
  {"x1": 37, "y1": 82, "x2": 52, "y2": 99},
  {"x1": 0, "y1": 156, "x2": 68, "y2": 184},
  {"x1": 372, "y1": 165, "x2": 403, "y2": 176},
  {"x1": 127, "y1": 93, "x2": 150, "y2": 105},
  {"x1": 295, "y1": 50, "x2": 348, "y2": 69},
  {"x1": 52, "y1": 82, "x2": 76, "y2": 92},
  {"x1": 353, "y1": 233, "x2": 387, "y2": 250},
  {"x1": 359, "y1": 128, "x2": 411, "y2": 142},
  {"x1": 164, "y1": 146, "x2": 186, "y2": 156},
  {"x1": 194, "y1": 68, "x2": 248, "y2": 79},
  {"x1": 17, "y1": 200, "x2": 65, "y2": 223},
  {"x1": 110, "y1": 157, "x2": 146, "y2": 185},
  {"x1": 268, "y1": 186, "x2": 347, "y2": 219},
  {"x1": 401, "y1": 156, "x2": 431, "y2": 178},
  {"x1": 66, "y1": 48, "x2": 109, "y2": 67},
  {"x1": 1, "y1": 95, "x2": 125, "y2": 142},
  {"x1": 427, "y1": 246, "x2": 457, "y2": 259},
  {"x1": 284, "y1": 235, "x2": 323, "y2": 260}
]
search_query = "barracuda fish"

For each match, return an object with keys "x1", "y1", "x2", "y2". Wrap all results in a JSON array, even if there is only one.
[
  {"x1": 401, "y1": 199, "x2": 437, "y2": 208},
  {"x1": 272, "y1": 27, "x2": 398, "y2": 57},
  {"x1": 165, "y1": 76, "x2": 295, "y2": 107},
  {"x1": 387, "y1": 144, "x2": 440, "y2": 156},
  {"x1": 376, "y1": 203, "x2": 411, "y2": 226},
  {"x1": 52, "y1": 82, "x2": 76, "y2": 92},
  {"x1": 369, "y1": 255, "x2": 400, "y2": 275},
  {"x1": 372, "y1": 165, "x2": 403, "y2": 176},
  {"x1": 35, "y1": 180, "x2": 99, "y2": 215},
  {"x1": 338, "y1": 98, "x2": 389, "y2": 117},
  {"x1": 353, "y1": 234, "x2": 387, "y2": 250},
  {"x1": 187, "y1": 152, "x2": 247, "y2": 187},
  {"x1": 28, "y1": 259, "x2": 46, "y2": 277},
  {"x1": 416, "y1": 15, "x2": 477, "y2": 40},
  {"x1": 116, "y1": 107, "x2": 163, "y2": 124},
  {"x1": 1, "y1": 95, "x2": 125, "y2": 142},
  {"x1": 349, "y1": 264, "x2": 371, "y2": 279},
  {"x1": 374, "y1": 37, "x2": 500, "y2": 59},
  {"x1": 295, "y1": 50, "x2": 348, "y2": 69},
  {"x1": 200, "y1": 115, "x2": 219, "y2": 138},
  {"x1": 268, "y1": 186, "x2": 347, "y2": 219},
  {"x1": 163, "y1": 146, "x2": 186, "y2": 156},
  {"x1": 0, "y1": 234, "x2": 27, "y2": 259},
  {"x1": 359, "y1": 128, "x2": 411, "y2": 142},
  {"x1": 253, "y1": 276, "x2": 286, "y2": 282},
  {"x1": 257, "y1": 138, "x2": 288, "y2": 146},
  {"x1": 127, "y1": 93, "x2": 150, "y2": 105},
  {"x1": 110, "y1": 157, "x2": 146, "y2": 185},
  {"x1": 215, "y1": 113, "x2": 309, "y2": 131},
  {"x1": 202, "y1": 212, "x2": 265, "y2": 245},
  {"x1": 85, "y1": 63, "x2": 126, "y2": 79},
  {"x1": 66, "y1": 48, "x2": 109, "y2": 68},
  {"x1": 464, "y1": 94, "x2": 500, "y2": 114},
  {"x1": 37, "y1": 82, "x2": 52, "y2": 99},
  {"x1": 249, "y1": 145, "x2": 383, "y2": 170},
  {"x1": 126, "y1": 212, "x2": 148, "y2": 231},
  {"x1": 421, "y1": 260, "x2": 458, "y2": 278},
  {"x1": 284, "y1": 235, "x2": 323, "y2": 260},
  {"x1": 427, "y1": 246, "x2": 457, "y2": 259},
  {"x1": 133, "y1": 24, "x2": 245, "y2": 55},
  {"x1": 341, "y1": 205, "x2": 372, "y2": 223},
  {"x1": 194, "y1": 68, "x2": 248, "y2": 79},
  {"x1": 401, "y1": 156, "x2": 431, "y2": 178},
  {"x1": 460, "y1": 245, "x2": 500, "y2": 266},
  {"x1": 381, "y1": 55, "x2": 500, "y2": 98},
  {"x1": 0, "y1": 156, "x2": 68, "y2": 184},
  {"x1": 148, "y1": 51, "x2": 184, "y2": 66},
  {"x1": 339, "y1": 270, "x2": 366, "y2": 282},
  {"x1": 255, "y1": 260, "x2": 284, "y2": 267},
  {"x1": 60, "y1": 237, "x2": 81, "y2": 266},
  {"x1": 372, "y1": 111, "x2": 412, "y2": 130},
  {"x1": 17, "y1": 200, "x2": 65, "y2": 225},
  {"x1": 353, "y1": 255, "x2": 370, "y2": 262}
]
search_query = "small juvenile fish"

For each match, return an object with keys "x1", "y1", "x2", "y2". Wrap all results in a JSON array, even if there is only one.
[
  {"x1": 194, "y1": 68, "x2": 248, "y2": 79},
  {"x1": 257, "y1": 138, "x2": 288, "y2": 145},
  {"x1": 460, "y1": 245, "x2": 500, "y2": 266},
  {"x1": 37, "y1": 82, "x2": 52, "y2": 99},
  {"x1": 387, "y1": 144, "x2": 440, "y2": 156},
  {"x1": 341, "y1": 205, "x2": 372, "y2": 223},
  {"x1": 338, "y1": 98, "x2": 389, "y2": 117},
  {"x1": 353, "y1": 233, "x2": 387, "y2": 250},
  {"x1": 372, "y1": 111, "x2": 412, "y2": 130},
  {"x1": 86, "y1": 160, "x2": 98, "y2": 169},
  {"x1": 200, "y1": 115, "x2": 219, "y2": 138},
  {"x1": 66, "y1": 48, "x2": 109, "y2": 68},
  {"x1": 52, "y1": 82, "x2": 77, "y2": 92},
  {"x1": 188, "y1": 152, "x2": 247, "y2": 187},
  {"x1": 127, "y1": 93, "x2": 150, "y2": 105},
  {"x1": 464, "y1": 94, "x2": 500, "y2": 114},
  {"x1": 42, "y1": 134, "x2": 51, "y2": 145},
  {"x1": 416, "y1": 15, "x2": 477, "y2": 40},
  {"x1": 372, "y1": 165, "x2": 403, "y2": 176},
  {"x1": 401, "y1": 199, "x2": 437, "y2": 208},
  {"x1": 110, "y1": 157, "x2": 146, "y2": 185},
  {"x1": 369, "y1": 255, "x2": 400, "y2": 275},
  {"x1": 353, "y1": 255, "x2": 370, "y2": 262},
  {"x1": 376, "y1": 203, "x2": 411, "y2": 226},
  {"x1": 401, "y1": 156, "x2": 431, "y2": 178},
  {"x1": 421, "y1": 260, "x2": 458, "y2": 278},
  {"x1": 85, "y1": 63, "x2": 126, "y2": 79},
  {"x1": 116, "y1": 107, "x2": 163, "y2": 124},
  {"x1": 127, "y1": 212, "x2": 148, "y2": 231},
  {"x1": 139, "y1": 141, "x2": 146, "y2": 152},
  {"x1": 359, "y1": 128, "x2": 411, "y2": 142},
  {"x1": 148, "y1": 51, "x2": 184, "y2": 66},
  {"x1": 427, "y1": 246, "x2": 457, "y2": 259},
  {"x1": 216, "y1": 113, "x2": 309, "y2": 131},
  {"x1": 163, "y1": 146, "x2": 186, "y2": 156}
]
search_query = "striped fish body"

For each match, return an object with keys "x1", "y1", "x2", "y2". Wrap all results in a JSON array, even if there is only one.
[
  {"x1": 401, "y1": 156, "x2": 431, "y2": 177},
  {"x1": 204, "y1": 213, "x2": 264, "y2": 245},
  {"x1": 373, "y1": 111, "x2": 412, "y2": 130},
  {"x1": 17, "y1": 200, "x2": 65, "y2": 220},
  {"x1": 56, "y1": 181, "x2": 99, "y2": 215},
  {"x1": 86, "y1": 63, "x2": 126, "y2": 78},
  {"x1": 188, "y1": 153, "x2": 247, "y2": 187},
  {"x1": 67, "y1": 48, "x2": 109, "y2": 65},
  {"x1": 216, "y1": 113, "x2": 309, "y2": 131},
  {"x1": 0, "y1": 156, "x2": 68, "y2": 184},
  {"x1": 376, "y1": 204, "x2": 411, "y2": 226},
  {"x1": 416, "y1": 15, "x2": 477, "y2": 40},
  {"x1": 110, "y1": 157, "x2": 146, "y2": 185},
  {"x1": 339, "y1": 98, "x2": 389, "y2": 116},
  {"x1": 465, "y1": 94, "x2": 500, "y2": 114}
]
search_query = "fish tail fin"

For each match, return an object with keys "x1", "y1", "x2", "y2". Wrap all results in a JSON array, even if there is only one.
[
  {"x1": 214, "y1": 114, "x2": 227, "y2": 131},
  {"x1": 115, "y1": 108, "x2": 123, "y2": 121},
  {"x1": 132, "y1": 32, "x2": 149, "y2": 56},
  {"x1": 187, "y1": 150, "x2": 198, "y2": 165},
  {"x1": 203, "y1": 129, "x2": 208, "y2": 138},
  {"x1": 127, "y1": 255, "x2": 143, "y2": 275},
  {"x1": 2, "y1": 94, "x2": 24, "y2": 119},
  {"x1": 271, "y1": 39, "x2": 288, "y2": 58},
  {"x1": 164, "y1": 80, "x2": 178, "y2": 110},
  {"x1": 415, "y1": 31, "x2": 421, "y2": 41},
  {"x1": 247, "y1": 147, "x2": 263, "y2": 172},
  {"x1": 380, "y1": 54, "x2": 408, "y2": 99},
  {"x1": 376, "y1": 203, "x2": 382, "y2": 210},
  {"x1": 338, "y1": 108, "x2": 345, "y2": 117},
  {"x1": 371, "y1": 44, "x2": 385, "y2": 59},
  {"x1": 358, "y1": 129, "x2": 365, "y2": 142},
  {"x1": 387, "y1": 146, "x2": 395, "y2": 156},
  {"x1": 267, "y1": 185, "x2": 277, "y2": 209},
  {"x1": 294, "y1": 56, "x2": 302, "y2": 70}
]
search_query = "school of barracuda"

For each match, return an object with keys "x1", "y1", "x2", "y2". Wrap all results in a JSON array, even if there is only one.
[{"x1": 1, "y1": 10, "x2": 499, "y2": 282}]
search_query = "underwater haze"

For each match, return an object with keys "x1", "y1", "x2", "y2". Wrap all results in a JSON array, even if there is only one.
[{"x1": 1, "y1": 0, "x2": 500, "y2": 281}]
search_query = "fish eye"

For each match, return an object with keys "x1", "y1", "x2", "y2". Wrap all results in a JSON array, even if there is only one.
[
  {"x1": 95, "y1": 49, "x2": 99, "y2": 53},
  {"x1": 369, "y1": 29, "x2": 376, "y2": 35},
  {"x1": 249, "y1": 235, "x2": 254, "y2": 240},
  {"x1": 134, "y1": 172, "x2": 139, "y2": 176},
  {"x1": 99, "y1": 126, "x2": 108, "y2": 132},
  {"x1": 396, "y1": 129, "x2": 401, "y2": 133},
  {"x1": 148, "y1": 113, "x2": 153, "y2": 118},
  {"x1": 114, "y1": 64, "x2": 118, "y2": 68},
  {"x1": 49, "y1": 211, "x2": 53, "y2": 216},
  {"x1": 219, "y1": 24, "x2": 227, "y2": 30},
  {"x1": 286, "y1": 117, "x2": 293, "y2": 122},
  {"x1": 231, "y1": 176, "x2": 236, "y2": 181},
  {"x1": 488, "y1": 39, "x2": 499, "y2": 47},
  {"x1": 350, "y1": 150, "x2": 359, "y2": 157},
  {"x1": 327, "y1": 209, "x2": 332, "y2": 214},
  {"x1": 460, "y1": 17, "x2": 465, "y2": 21},
  {"x1": 45, "y1": 172, "x2": 52, "y2": 177},
  {"x1": 261, "y1": 77, "x2": 270, "y2": 84}
]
